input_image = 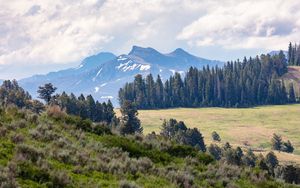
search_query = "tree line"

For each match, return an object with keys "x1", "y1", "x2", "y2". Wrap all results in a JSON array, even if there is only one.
[
  {"x1": 288, "y1": 42, "x2": 300, "y2": 66},
  {"x1": 119, "y1": 51, "x2": 298, "y2": 109},
  {"x1": 37, "y1": 83, "x2": 115, "y2": 123}
]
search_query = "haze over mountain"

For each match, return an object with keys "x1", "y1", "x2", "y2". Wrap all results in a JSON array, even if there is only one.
[{"x1": 19, "y1": 46, "x2": 223, "y2": 105}]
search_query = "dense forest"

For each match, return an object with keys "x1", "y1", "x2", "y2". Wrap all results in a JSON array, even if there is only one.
[
  {"x1": 288, "y1": 42, "x2": 300, "y2": 66},
  {"x1": 119, "y1": 50, "x2": 299, "y2": 109}
]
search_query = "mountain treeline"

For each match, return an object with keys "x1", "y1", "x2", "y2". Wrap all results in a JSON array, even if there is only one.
[
  {"x1": 288, "y1": 42, "x2": 300, "y2": 66},
  {"x1": 119, "y1": 51, "x2": 298, "y2": 109},
  {"x1": 51, "y1": 92, "x2": 115, "y2": 123},
  {"x1": 0, "y1": 80, "x2": 44, "y2": 113}
]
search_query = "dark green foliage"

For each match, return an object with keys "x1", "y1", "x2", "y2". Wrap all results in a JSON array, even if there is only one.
[
  {"x1": 17, "y1": 162, "x2": 50, "y2": 184},
  {"x1": 37, "y1": 83, "x2": 57, "y2": 104},
  {"x1": 54, "y1": 92, "x2": 115, "y2": 123},
  {"x1": 281, "y1": 140, "x2": 294, "y2": 153},
  {"x1": 119, "y1": 52, "x2": 291, "y2": 109},
  {"x1": 271, "y1": 133, "x2": 282, "y2": 151},
  {"x1": 271, "y1": 133, "x2": 294, "y2": 153},
  {"x1": 160, "y1": 119, "x2": 206, "y2": 152},
  {"x1": 98, "y1": 135, "x2": 172, "y2": 164},
  {"x1": 241, "y1": 149, "x2": 257, "y2": 167},
  {"x1": 0, "y1": 80, "x2": 42, "y2": 111},
  {"x1": 211, "y1": 131, "x2": 221, "y2": 142},
  {"x1": 208, "y1": 144, "x2": 222, "y2": 160},
  {"x1": 275, "y1": 165, "x2": 300, "y2": 184},
  {"x1": 288, "y1": 83, "x2": 296, "y2": 103},
  {"x1": 288, "y1": 42, "x2": 300, "y2": 66},
  {"x1": 223, "y1": 147, "x2": 244, "y2": 166},
  {"x1": 119, "y1": 100, "x2": 142, "y2": 135},
  {"x1": 266, "y1": 151, "x2": 279, "y2": 170},
  {"x1": 223, "y1": 142, "x2": 232, "y2": 150}
]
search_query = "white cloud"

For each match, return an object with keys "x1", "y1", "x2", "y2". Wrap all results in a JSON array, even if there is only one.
[
  {"x1": 177, "y1": 0, "x2": 300, "y2": 50},
  {"x1": 0, "y1": 0, "x2": 299, "y2": 79}
]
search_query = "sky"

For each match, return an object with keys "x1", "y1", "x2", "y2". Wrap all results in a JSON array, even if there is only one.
[{"x1": 1, "y1": 0, "x2": 300, "y2": 79}]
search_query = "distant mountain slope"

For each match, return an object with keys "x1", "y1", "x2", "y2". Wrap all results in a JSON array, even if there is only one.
[
  {"x1": 268, "y1": 50, "x2": 288, "y2": 58},
  {"x1": 20, "y1": 46, "x2": 223, "y2": 105}
]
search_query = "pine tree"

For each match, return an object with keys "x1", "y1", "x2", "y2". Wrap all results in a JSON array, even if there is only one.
[
  {"x1": 288, "y1": 42, "x2": 293, "y2": 65},
  {"x1": 155, "y1": 75, "x2": 164, "y2": 108},
  {"x1": 266, "y1": 151, "x2": 278, "y2": 170},
  {"x1": 86, "y1": 95, "x2": 96, "y2": 121},
  {"x1": 106, "y1": 100, "x2": 115, "y2": 123},
  {"x1": 211, "y1": 131, "x2": 221, "y2": 142},
  {"x1": 37, "y1": 83, "x2": 57, "y2": 104},
  {"x1": 288, "y1": 83, "x2": 296, "y2": 103},
  {"x1": 271, "y1": 133, "x2": 282, "y2": 151},
  {"x1": 119, "y1": 100, "x2": 142, "y2": 135}
]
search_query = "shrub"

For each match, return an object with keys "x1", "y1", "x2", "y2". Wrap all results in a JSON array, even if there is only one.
[
  {"x1": 281, "y1": 140, "x2": 294, "y2": 153},
  {"x1": 241, "y1": 149, "x2": 257, "y2": 167},
  {"x1": 46, "y1": 105, "x2": 66, "y2": 120},
  {"x1": 50, "y1": 170, "x2": 71, "y2": 187},
  {"x1": 266, "y1": 151, "x2": 278, "y2": 170},
  {"x1": 0, "y1": 126, "x2": 8, "y2": 137},
  {"x1": 17, "y1": 161, "x2": 50, "y2": 183},
  {"x1": 167, "y1": 170, "x2": 194, "y2": 187},
  {"x1": 92, "y1": 123, "x2": 112, "y2": 135},
  {"x1": 16, "y1": 144, "x2": 44, "y2": 163},
  {"x1": 211, "y1": 131, "x2": 221, "y2": 142},
  {"x1": 208, "y1": 144, "x2": 222, "y2": 160},
  {"x1": 119, "y1": 180, "x2": 140, "y2": 188},
  {"x1": 10, "y1": 133, "x2": 25, "y2": 144}
]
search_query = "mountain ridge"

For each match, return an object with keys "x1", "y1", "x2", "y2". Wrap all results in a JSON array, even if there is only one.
[{"x1": 19, "y1": 46, "x2": 224, "y2": 105}]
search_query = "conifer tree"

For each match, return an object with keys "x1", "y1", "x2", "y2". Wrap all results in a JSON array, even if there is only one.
[
  {"x1": 37, "y1": 83, "x2": 57, "y2": 104},
  {"x1": 119, "y1": 100, "x2": 142, "y2": 135},
  {"x1": 271, "y1": 133, "x2": 282, "y2": 151},
  {"x1": 288, "y1": 83, "x2": 296, "y2": 103}
]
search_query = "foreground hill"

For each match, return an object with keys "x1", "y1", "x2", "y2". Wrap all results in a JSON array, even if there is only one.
[
  {"x1": 19, "y1": 46, "x2": 223, "y2": 105},
  {"x1": 119, "y1": 104, "x2": 300, "y2": 163},
  {"x1": 2, "y1": 106, "x2": 297, "y2": 187}
]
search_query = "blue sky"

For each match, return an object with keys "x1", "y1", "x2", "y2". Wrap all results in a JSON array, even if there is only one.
[{"x1": 0, "y1": 0, "x2": 299, "y2": 79}]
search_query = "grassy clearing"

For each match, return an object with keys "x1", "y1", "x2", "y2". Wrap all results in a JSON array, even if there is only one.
[{"x1": 116, "y1": 104, "x2": 300, "y2": 163}]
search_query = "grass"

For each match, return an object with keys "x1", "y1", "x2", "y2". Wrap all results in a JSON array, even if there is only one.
[{"x1": 116, "y1": 104, "x2": 300, "y2": 163}]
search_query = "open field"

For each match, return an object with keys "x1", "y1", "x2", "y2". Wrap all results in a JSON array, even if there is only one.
[{"x1": 116, "y1": 104, "x2": 300, "y2": 163}]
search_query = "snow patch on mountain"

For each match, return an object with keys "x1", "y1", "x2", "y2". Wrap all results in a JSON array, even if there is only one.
[
  {"x1": 140, "y1": 64, "x2": 151, "y2": 71},
  {"x1": 101, "y1": 96, "x2": 113, "y2": 99},
  {"x1": 93, "y1": 68, "x2": 102, "y2": 81},
  {"x1": 100, "y1": 83, "x2": 107, "y2": 87}
]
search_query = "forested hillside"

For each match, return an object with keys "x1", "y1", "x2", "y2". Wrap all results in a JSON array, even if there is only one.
[
  {"x1": 0, "y1": 80, "x2": 300, "y2": 187},
  {"x1": 119, "y1": 50, "x2": 299, "y2": 109},
  {"x1": 288, "y1": 42, "x2": 300, "y2": 66}
]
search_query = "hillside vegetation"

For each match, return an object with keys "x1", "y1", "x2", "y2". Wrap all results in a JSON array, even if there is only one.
[
  {"x1": 0, "y1": 81, "x2": 299, "y2": 187},
  {"x1": 2, "y1": 106, "x2": 298, "y2": 187}
]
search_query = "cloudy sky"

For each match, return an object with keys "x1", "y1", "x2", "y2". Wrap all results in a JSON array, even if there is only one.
[{"x1": 1, "y1": 0, "x2": 300, "y2": 79}]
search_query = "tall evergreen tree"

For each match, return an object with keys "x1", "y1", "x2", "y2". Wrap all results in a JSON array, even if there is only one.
[
  {"x1": 288, "y1": 83, "x2": 296, "y2": 103},
  {"x1": 119, "y1": 100, "x2": 142, "y2": 135},
  {"x1": 37, "y1": 83, "x2": 57, "y2": 104}
]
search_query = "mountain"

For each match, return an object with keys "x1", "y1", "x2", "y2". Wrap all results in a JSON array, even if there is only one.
[
  {"x1": 268, "y1": 50, "x2": 288, "y2": 57},
  {"x1": 20, "y1": 46, "x2": 223, "y2": 106}
]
